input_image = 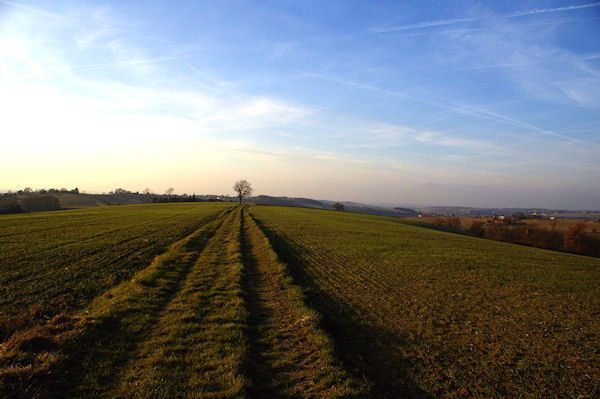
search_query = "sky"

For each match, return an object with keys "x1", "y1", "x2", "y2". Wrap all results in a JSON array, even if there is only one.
[{"x1": 1, "y1": 1, "x2": 599, "y2": 209}]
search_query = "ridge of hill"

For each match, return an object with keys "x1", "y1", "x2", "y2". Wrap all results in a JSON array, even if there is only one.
[
  {"x1": 253, "y1": 195, "x2": 418, "y2": 218},
  {"x1": 252, "y1": 195, "x2": 325, "y2": 208}
]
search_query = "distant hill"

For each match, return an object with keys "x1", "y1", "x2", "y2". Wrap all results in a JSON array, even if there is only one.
[
  {"x1": 2, "y1": 190, "x2": 418, "y2": 218},
  {"x1": 54, "y1": 192, "x2": 153, "y2": 208},
  {"x1": 320, "y1": 200, "x2": 418, "y2": 217},
  {"x1": 88, "y1": 193, "x2": 153, "y2": 206},
  {"x1": 413, "y1": 206, "x2": 599, "y2": 219},
  {"x1": 253, "y1": 195, "x2": 325, "y2": 208},
  {"x1": 253, "y1": 195, "x2": 418, "y2": 218},
  {"x1": 55, "y1": 194, "x2": 103, "y2": 208}
]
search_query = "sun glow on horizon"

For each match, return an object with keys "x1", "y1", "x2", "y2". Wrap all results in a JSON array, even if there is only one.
[{"x1": 1, "y1": 0, "x2": 599, "y2": 208}]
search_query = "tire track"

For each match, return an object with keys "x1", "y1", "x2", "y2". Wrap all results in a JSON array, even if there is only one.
[
  {"x1": 113, "y1": 207, "x2": 249, "y2": 398},
  {"x1": 248, "y1": 208, "x2": 433, "y2": 399},
  {"x1": 4, "y1": 205, "x2": 365, "y2": 398},
  {"x1": 242, "y1": 208, "x2": 364, "y2": 398},
  {"x1": 0, "y1": 208, "x2": 232, "y2": 398}
]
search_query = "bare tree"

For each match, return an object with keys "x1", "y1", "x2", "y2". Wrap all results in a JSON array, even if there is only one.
[
  {"x1": 165, "y1": 187, "x2": 175, "y2": 196},
  {"x1": 333, "y1": 202, "x2": 344, "y2": 211},
  {"x1": 233, "y1": 180, "x2": 253, "y2": 204}
]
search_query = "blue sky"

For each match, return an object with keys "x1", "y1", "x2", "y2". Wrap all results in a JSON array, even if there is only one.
[{"x1": 1, "y1": 0, "x2": 599, "y2": 208}]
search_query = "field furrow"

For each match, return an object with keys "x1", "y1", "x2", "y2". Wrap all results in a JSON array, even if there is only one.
[
  {"x1": 250, "y1": 205, "x2": 600, "y2": 398},
  {"x1": 113, "y1": 207, "x2": 249, "y2": 398},
  {"x1": 242, "y1": 209, "x2": 364, "y2": 398},
  {"x1": 0, "y1": 203, "x2": 233, "y2": 341},
  {"x1": 251, "y1": 212, "x2": 429, "y2": 398},
  {"x1": 3, "y1": 202, "x2": 598, "y2": 397},
  {"x1": 0, "y1": 208, "x2": 232, "y2": 398}
]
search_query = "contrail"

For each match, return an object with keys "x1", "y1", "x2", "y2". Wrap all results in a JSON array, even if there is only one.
[
  {"x1": 508, "y1": 2, "x2": 600, "y2": 17},
  {"x1": 305, "y1": 73, "x2": 599, "y2": 147},
  {"x1": 372, "y1": 18, "x2": 475, "y2": 33},
  {"x1": 373, "y1": 2, "x2": 600, "y2": 33}
]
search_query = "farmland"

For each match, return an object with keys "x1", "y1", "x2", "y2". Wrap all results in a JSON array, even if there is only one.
[
  {"x1": 0, "y1": 204, "x2": 362, "y2": 398},
  {"x1": 414, "y1": 215, "x2": 600, "y2": 257},
  {"x1": 250, "y1": 206, "x2": 600, "y2": 397},
  {"x1": 1, "y1": 203, "x2": 599, "y2": 397},
  {"x1": 0, "y1": 203, "x2": 233, "y2": 337},
  {"x1": 416, "y1": 215, "x2": 600, "y2": 234}
]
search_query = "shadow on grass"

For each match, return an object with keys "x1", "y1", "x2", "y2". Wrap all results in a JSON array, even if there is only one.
[
  {"x1": 252, "y1": 216, "x2": 433, "y2": 399},
  {"x1": 30, "y1": 213, "x2": 230, "y2": 398},
  {"x1": 239, "y1": 213, "x2": 290, "y2": 399}
]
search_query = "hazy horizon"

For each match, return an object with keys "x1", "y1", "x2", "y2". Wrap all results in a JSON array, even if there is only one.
[
  {"x1": 3, "y1": 184, "x2": 599, "y2": 211},
  {"x1": 2, "y1": 1, "x2": 599, "y2": 209}
]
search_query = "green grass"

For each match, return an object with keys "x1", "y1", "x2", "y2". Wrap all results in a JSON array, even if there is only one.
[
  {"x1": 250, "y1": 205, "x2": 600, "y2": 398},
  {"x1": 242, "y1": 208, "x2": 364, "y2": 397},
  {"x1": 1, "y1": 205, "x2": 359, "y2": 398},
  {"x1": 113, "y1": 207, "x2": 249, "y2": 398},
  {"x1": 2, "y1": 202, "x2": 598, "y2": 397},
  {"x1": 0, "y1": 202, "x2": 233, "y2": 338},
  {"x1": 0, "y1": 208, "x2": 232, "y2": 397}
]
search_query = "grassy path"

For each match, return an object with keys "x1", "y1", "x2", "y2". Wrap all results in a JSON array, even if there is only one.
[
  {"x1": 1, "y1": 208, "x2": 232, "y2": 397},
  {"x1": 112, "y1": 207, "x2": 249, "y2": 398},
  {"x1": 241, "y1": 209, "x2": 362, "y2": 398},
  {"x1": 0, "y1": 203, "x2": 233, "y2": 332},
  {"x1": 1, "y1": 205, "x2": 361, "y2": 398},
  {"x1": 249, "y1": 210, "x2": 429, "y2": 398}
]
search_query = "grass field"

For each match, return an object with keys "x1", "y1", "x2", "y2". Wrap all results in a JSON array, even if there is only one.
[
  {"x1": 250, "y1": 206, "x2": 600, "y2": 397},
  {"x1": 1, "y1": 203, "x2": 599, "y2": 397},
  {"x1": 0, "y1": 205, "x2": 362, "y2": 398},
  {"x1": 0, "y1": 203, "x2": 233, "y2": 338}
]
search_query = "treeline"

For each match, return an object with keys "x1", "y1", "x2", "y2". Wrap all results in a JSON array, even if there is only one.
[
  {"x1": 434, "y1": 215, "x2": 600, "y2": 258},
  {"x1": 10, "y1": 187, "x2": 79, "y2": 196},
  {"x1": 109, "y1": 188, "x2": 231, "y2": 204},
  {"x1": 0, "y1": 195, "x2": 62, "y2": 214},
  {"x1": 151, "y1": 194, "x2": 223, "y2": 204},
  {"x1": 0, "y1": 187, "x2": 233, "y2": 214},
  {"x1": 1, "y1": 187, "x2": 79, "y2": 214}
]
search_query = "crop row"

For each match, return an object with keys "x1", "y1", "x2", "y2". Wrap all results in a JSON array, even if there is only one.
[
  {"x1": 0, "y1": 202, "x2": 233, "y2": 340},
  {"x1": 250, "y1": 206, "x2": 600, "y2": 398},
  {"x1": 0, "y1": 209, "x2": 232, "y2": 397},
  {"x1": 1, "y1": 206, "x2": 361, "y2": 398}
]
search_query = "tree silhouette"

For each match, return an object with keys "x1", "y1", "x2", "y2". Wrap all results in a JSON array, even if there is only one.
[
  {"x1": 333, "y1": 202, "x2": 344, "y2": 211},
  {"x1": 233, "y1": 180, "x2": 253, "y2": 204}
]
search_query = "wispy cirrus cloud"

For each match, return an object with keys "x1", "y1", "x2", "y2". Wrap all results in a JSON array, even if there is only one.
[
  {"x1": 0, "y1": 2, "x2": 311, "y2": 150},
  {"x1": 448, "y1": 102, "x2": 600, "y2": 146},
  {"x1": 1, "y1": 0, "x2": 598, "y2": 207},
  {"x1": 305, "y1": 72, "x2": 600, "y2": 147}
]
